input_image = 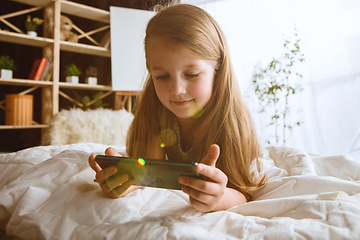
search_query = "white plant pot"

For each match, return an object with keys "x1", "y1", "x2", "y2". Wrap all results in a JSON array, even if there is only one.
[
  {"x1": 27, "y1": 31, "x2": 37, "y2": 37},
  {"x1": 85, "y1": 77, "x2": 97, "y2": 85},
  {"x1": 0, "y1": 69, "x2": 13, "y2": 79},
  {"x1": 66, "y1": 76, "x2": 79, "y2": 84}
]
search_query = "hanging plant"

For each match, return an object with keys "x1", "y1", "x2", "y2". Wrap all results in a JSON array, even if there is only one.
[{"x1": 252, "y1": 28, "x2": 305, "y2": 145}]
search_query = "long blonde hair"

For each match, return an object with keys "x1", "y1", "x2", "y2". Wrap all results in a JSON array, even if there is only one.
[{"x1": 127, "y1": 4, "x2": 267, "y2": 199}]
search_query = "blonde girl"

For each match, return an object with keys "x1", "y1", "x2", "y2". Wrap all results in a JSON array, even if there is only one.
[{"x1": 89, "y1": 3, "x2": 267, "y2": 212}]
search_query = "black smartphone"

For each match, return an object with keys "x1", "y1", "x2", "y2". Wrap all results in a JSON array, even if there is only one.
[{"x1": 95, "y1": 155, "x2": 204, "y2": 190}]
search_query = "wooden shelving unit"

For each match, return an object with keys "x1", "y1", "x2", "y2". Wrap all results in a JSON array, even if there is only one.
[
  {"x1": 0, "y1": 0, "x2": 113, "y2": 133},
  {"x1": 0, "y1": 78, "x2": 53, "y2": 87},
  {"x1": 60, "y1": 41, "x2": 110, "y2": 57},
  {"x1": 0, "y1": 124, "x2": 49, "y2": 129},
  {"x1": 0, "y1": 30, "x2": 54, "y2": 47}
]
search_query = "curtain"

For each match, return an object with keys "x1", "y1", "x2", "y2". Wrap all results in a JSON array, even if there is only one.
[{"x1": 198, "y1": 0, "x2": 360, "y2": 159}]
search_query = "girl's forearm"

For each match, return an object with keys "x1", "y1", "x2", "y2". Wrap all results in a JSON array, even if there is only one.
[{"x1": 213, "y1": 187, "x2": 247, "y2": 211}]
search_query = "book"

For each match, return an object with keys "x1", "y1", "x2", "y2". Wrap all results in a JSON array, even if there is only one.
[
  {"x1": 28, "y1": 58, "x2": 48, "y2": 81},
  {"x1": 40, "y1": 61, "x2": 50, "y2": 81}
]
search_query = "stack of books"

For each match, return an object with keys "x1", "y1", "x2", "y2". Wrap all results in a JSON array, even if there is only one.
[{"x1": 28, "y1": 58, "x2": 50, "y2": 81}]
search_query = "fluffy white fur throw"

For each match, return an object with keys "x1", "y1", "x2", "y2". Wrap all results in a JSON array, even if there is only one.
[{"x1": 48, "y1": 108, "x2": 134, "y2": 146}]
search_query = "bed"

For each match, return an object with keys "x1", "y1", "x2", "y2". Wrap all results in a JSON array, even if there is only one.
[{"x1": 1, "y1": 142, "x2": 360, "y2": 239}]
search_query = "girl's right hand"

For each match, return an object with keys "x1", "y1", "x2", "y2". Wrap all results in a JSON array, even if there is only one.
[{"x1": 88, "y1": 147, "x2": 133, "y2": 198}]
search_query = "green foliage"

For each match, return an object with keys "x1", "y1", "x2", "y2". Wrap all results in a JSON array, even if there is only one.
[
  {"x1": 64, "y1": 63, "x2": 81, "y2": 76},
  {"x1": 252, "y1": 28, "x2": 305, "y2": 145},
  {"x1": 0, "y1": 55, "x2": 16, "y2": 70},
  {"x1": 25, "y1": 15, "x2": 43, "y2": 32},
  {"x1": 86, "y1": 66, "x2": 98, "y2": 77},
  {"x1": 72, "y1": 91, "x2": 108, "y2": 111}
]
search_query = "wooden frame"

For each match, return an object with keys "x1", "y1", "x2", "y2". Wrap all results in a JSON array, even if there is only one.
[{"x1": 0, "y1": 1, "x2": 139, "y2": 139}]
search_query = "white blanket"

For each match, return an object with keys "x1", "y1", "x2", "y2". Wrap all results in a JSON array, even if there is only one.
[{"x1": 0, "y1": 143, "x2": 359, "y2": 240}]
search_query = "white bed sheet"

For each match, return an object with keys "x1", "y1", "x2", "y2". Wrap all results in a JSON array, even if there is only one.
[{"x1": 0, "y1": 143, "x2": 360, "y2": 240}]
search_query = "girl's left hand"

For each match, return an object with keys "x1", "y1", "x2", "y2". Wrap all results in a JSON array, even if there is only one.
[{"x1": 178, "y1": 144, "x2": 228, "y2": 212}]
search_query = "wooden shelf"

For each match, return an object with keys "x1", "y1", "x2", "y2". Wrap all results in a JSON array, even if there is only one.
[
  {"x1": 59, "y1": 82, "x2": 112, "y2": 91},
  {"x1": 0, "y1": 30, "x2": 54, "y2": 48},
  {"x1": 0, "y1": 78, "x2": 53, "y2": 87},
  {"x1": 60, "y1": 41, "x2": 111, "y2": 58},
  {"x1": 12, "y1": 0, "x2": 110, "y2": 23},
  {"x1": 11, "y1": 0, "x2": 51, "y2": 7},
  {"x1": 60, "y1": 1, "x2": 110, "y2": 23},
  {"x1": 0, "y1": 79, "x2": 112, "y2": 91},
  {"x1": 0, "y1": 124, "x2": 49, "y2": 129}
]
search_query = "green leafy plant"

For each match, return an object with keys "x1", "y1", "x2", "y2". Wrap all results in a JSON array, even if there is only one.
[
  {"x1": 252, "y1": 29, "x2": 305, "y2": 145},
  {"x1": 25, "y1": 15, "x2": 43, "y2": 32},
  {"x1": 64, "y1": 63, "x2": 81, "y2": 77},
  {"x1": 86, "y1": 66, "x2": 98, "y2": 78},
  {"x1": 0, "y1": 55, "x2": 16, "y2": 70},
  {"x1": 72, "y1": 91, "x2": 108, "y2": 111}
]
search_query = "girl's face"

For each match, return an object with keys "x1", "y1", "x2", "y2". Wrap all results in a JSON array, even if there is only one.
[{"x1": 148, "y1": 39, "x2": 215, "y2": 120}]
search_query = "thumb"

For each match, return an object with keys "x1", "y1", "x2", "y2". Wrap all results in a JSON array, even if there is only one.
[
  {"x1": 201, "y1": 144, "x2": 220, "y2": 167},
  {"x1": 105, "y1": 147, "x2": 122, "y2": 156}
]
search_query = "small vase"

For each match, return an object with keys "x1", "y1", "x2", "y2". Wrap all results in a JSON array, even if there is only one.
[
  {"x1": 5, "y1": 94, "x2": 33, "y2": 126},
  {"x1": 0, "y1": 69, "x2": 13, "y2": 79},
  {"x1": 66, "y1": 76, "x2": 79, "y2": 84},
  {"x1": 85, "y1": 77, "x2": 97, "y2": 85},
  {"x1": 27, "y1": 31, "x2": 37, "y2": 37}
]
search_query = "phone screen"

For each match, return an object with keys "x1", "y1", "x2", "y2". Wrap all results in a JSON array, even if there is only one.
[{"x1": 95, "y1": 155, "x2": 203, "y2": 190}]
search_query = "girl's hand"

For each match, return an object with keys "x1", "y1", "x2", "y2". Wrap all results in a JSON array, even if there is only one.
[
  {"x1": 88, "y1": 147, "x2": 133, "y2": 198},
  {"x1": 178, "y1": 144, "x2": 228, "y2": 212}
]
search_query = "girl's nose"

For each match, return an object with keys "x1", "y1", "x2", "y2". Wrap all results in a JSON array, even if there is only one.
[{"x1": 170, "y1": 77, "x2": 186, "y2": 95}]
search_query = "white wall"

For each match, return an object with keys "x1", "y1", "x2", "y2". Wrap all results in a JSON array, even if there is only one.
[
  {"x1": 197, "y1": 0, "x2": 360, "y2": 159},
  {"x1": 110, "y1": 7, "x2": 154, "y2": 91}
]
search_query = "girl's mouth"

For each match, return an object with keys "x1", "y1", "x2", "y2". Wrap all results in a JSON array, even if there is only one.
[{"x1": 172, "y1": 100, "x2": 193, "y2": 107}]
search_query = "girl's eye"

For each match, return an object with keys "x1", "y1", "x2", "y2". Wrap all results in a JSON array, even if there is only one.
[
  {"x1": 155, "y1": 75, "x2": 169, "y2": 80},
  {"x1": 186, "y1": 73, "x2": 200, "y2": 78}
]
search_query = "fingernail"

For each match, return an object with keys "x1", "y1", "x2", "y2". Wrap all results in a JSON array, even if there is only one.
[
  {"x1": 110, "y1": 167, "x2": 117, "y2": 174},
  {"x1": 197, "y1": 164, "x2": 203, "y2": 172},
  {"x1": 122, "y1": 174, "x2": 129, "y2": 181}
]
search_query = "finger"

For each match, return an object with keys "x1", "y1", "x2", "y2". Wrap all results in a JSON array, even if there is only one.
[
  {"x1": 195, "y1": 163, "x2": 228, "y2": 185},
  {"x1": 179, "y1": 175, "x2": 221, "y2": 196},
  {"x1": 182, "y1": 185, "x2": 216, "y2": 203},
  {"x1": 95, "y1": 166, "x2": 117, "y2": 184},
  {"x1": 89, "y1": 153, "x2": 102, "y2": 173},
  {"x1": 105, "y1": 147, "x2": 122, "y2": 156},
  {"x1": 188, "y1": 194, "x2": 216, "y2": 212},
  {"x1": 102, "y1": 173, "x2": 129, "y2": 193},
  {"x1": 107, "y1": 179, "x2": 133, "y2": 198},
  {"x1": 200, "y1": 144, "x2": 220, "y2": 167}
]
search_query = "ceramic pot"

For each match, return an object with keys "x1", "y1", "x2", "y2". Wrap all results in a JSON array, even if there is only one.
[
  {"x1": 27, "y1": 31, "x2": 37, "y2": 37},
  {"x1": 0, "y1": 69, "x2": 13, "y2": 79},
  {"x1": 66, "y1": 76, "x2": 79, "y2": 84},
  {"x1": 85, "y1": 77, "x2": 97, "y2": 85}
]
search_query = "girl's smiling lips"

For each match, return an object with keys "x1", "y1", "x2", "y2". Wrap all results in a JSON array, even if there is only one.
[{"x1": 171, "y1": 99, "x2": 193, "y2": 106}]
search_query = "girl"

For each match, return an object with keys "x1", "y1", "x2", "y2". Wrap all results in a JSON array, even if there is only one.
[{"x1": 89, "y1": 3, "x2": 267, "y2": 212}]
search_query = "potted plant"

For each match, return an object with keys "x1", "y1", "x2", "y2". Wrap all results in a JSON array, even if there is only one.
[
  {"x1": 64, "y1": 63, "x2": 81, "y2": 84},
  {"x1": 252, "y1": 29, "x2": 305, "y2": 145},
  {"x1": 0, "y1": 55, "x2": 16, "y2": 79},
  {"x1": 85, "y1": 66, "x2": 98, "y2": 85},
  {"x1": 25, "y1": 15, "x2": 43, "y2": 37},
  {"x1": 72, "y1": 91, "x2": 108, "y2": 110}
]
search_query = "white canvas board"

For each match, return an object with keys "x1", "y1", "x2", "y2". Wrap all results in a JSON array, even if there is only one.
[{"x1": 110, "y1": 7, "x2": 154, "y2": 91}]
